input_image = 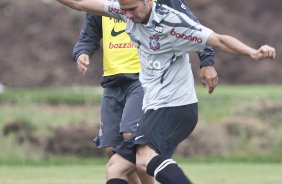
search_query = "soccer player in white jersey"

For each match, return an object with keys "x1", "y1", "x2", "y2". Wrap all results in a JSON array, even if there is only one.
[
  {"x1": 73, "y1": 1, "x2": 217, "y2": 184},
  {"x1": 56, "y1": 0, "x2": 276, "y2": 183}
]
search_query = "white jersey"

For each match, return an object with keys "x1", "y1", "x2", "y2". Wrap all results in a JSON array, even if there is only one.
[{"x1": 104, "y1": 1, "x2": 213, "y2": 112}]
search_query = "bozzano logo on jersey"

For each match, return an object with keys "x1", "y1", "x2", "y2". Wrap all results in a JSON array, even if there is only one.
[
  {"x1": 170, "y1": 28, "x2": 203, "y2": 43},
  {"x1": 109, "y1": 42, "x2": 136, "y2": 49},
  {"x1": 108, "y1": 6, "x2": 124, "y2": 15}
]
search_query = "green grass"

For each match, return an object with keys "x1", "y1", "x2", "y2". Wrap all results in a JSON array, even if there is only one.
[
  {"x1": 0, "y1": 85, "x2": 282, "y2": 163},
  {"x1": 196, "y1": 84, "x2": 282, "y2": 123},
  {"x1": 0, "y1": 163, "x2": 281, "y2": 184},
  {"x1": 0, "y1": 165, "x2": 105, "y2": 184},
  {"x1": 0, "y1": 83, "x2": 280, "y2": 124},
  {"x1": 187, "y1": 162, "x2": 282, "y2": 184},
  {"x1": 0, "y1": 86, "x2": 102, "y2": 105},
  {"x1": 0, "y1": 86, "x2": 102, "y2": 130},
  {"x1": 0, "y1": 103, "x2": 100, "y2": 128}
]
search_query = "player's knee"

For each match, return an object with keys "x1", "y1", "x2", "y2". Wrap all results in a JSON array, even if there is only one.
[
  {"x1": 122, "y1": 132, "x2": 133, "y2": 141},
  {"x1": 135, "y1": 156, "x2": 148, "y2": 173},
  {"x1": 105, "y1": 147, "x2": 114, "y2": 158},
  {"x1": 106, "y1": 154, "x2": 134, "y2": 180},
  {"x1": 136, "y1": 145, "x2": 158, "y2": 173},
  {"x1": 136, "y1": 161, "x2": 147, "y2": 174},
  {"x1": 106, "y1": 158, "x2": 114, "y2": 175},
  {"x1": 106, "y1": 156, "x2": 122, "y2": 179}
]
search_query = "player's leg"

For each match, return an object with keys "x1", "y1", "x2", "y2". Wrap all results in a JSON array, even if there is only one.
[
  {"x1": 121, "y1": 80, "x2": 153, "y2": 184},
  {"x1": 107, "y1": 136, "x2": 192, "y2": 184},
  {"x1": 98, "y1": 82, "x2": 143, "y2": 184},
  {"x1": 106, "y1": 136, "x2": 141, "y2": 184},
  {"x1": 135, "y1": 145, "x2": 192, "y2": 184},
  {"x1": 94, "y1": 87, "x2": 124, "y2": 157},
  {"x1": 106, "y1": 153, "x2": 137, "y2": 184},
  {"x1": 122, "y1": 133, "x2": 142, "y2": 184},
  {"x1": 104, "y1": 147, "x2": 115, "y2": 158},
  {"x1": 120, "y1": 80, "x2": 144, "y2": 135},
  {"x1": 133, "y1": 104, "x2": 198, "y2": 184},
  {"x1": 124, "y1": 134, "x2": 142, "y2": 184},
  {"x1": 97, "y1": 87, "x2": 140, "y2": 184}
]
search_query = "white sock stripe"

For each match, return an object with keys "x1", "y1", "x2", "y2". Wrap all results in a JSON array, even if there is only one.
[
  {"x1": 155, "y1": 159, "x2": 173, "y2": 174},
  {"x1": 154, "y1": 159, "x2": 176, "y2": 178},
  {"x1": 153, "y1": 159, "x2": 177, "y2": 178},
  {"x1": 154, "y1": 159, "x2": 172, "y2": 177}
]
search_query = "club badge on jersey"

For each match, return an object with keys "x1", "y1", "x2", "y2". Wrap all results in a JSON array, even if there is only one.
[{"x1": 149, "y1": 35, "x2": 161, "y2": 51}]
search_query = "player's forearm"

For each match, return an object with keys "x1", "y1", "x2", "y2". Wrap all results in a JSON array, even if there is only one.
[
  {"x1": 208, "y1": 33, "x2": 256, "y2": 58},
  {"x1": 57, "y1": 0, "x2": 83, "y2": 11},
  {"x1": 73, "y1": 14, "x2": 102, "y2": 62},
  {"x1": 56, "y1": 0, "x2": 106, "y2": 16}
]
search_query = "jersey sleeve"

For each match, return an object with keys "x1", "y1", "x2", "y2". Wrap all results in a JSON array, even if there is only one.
[
  {"x1": 104, "y1": 0, "x2": 125, "y2": 21},
  {"x1": 72, "y1": 13, "x2": 102, "y2": 62},
  {"x1": 168, "y1": 12, "x2": 213, "y2": 54}
]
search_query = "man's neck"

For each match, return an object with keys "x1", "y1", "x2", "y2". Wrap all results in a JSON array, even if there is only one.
[{"x1": 141, "y1": 1, "x2": 153, "y2": 24}]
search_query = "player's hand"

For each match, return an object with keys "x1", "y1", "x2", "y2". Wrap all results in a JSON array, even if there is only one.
[
  {"x1": 251, "y1": 45, "x2": 276, "y2": 60},
  {"x1": 200, "y1": 66, "x2": 218, "y2": 94},
  {"x1": 77, "y1": 53, "x2": 90, "y2": 75}
]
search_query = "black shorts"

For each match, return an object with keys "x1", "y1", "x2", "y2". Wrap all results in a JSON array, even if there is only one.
[{"x1": 114, "y1": 103, "x2": 198, "y2": 163}]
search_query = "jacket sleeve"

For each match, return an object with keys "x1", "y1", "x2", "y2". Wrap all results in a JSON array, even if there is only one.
[
  {"x1": 72, "y1": 13, "x2": 102, "y2": 62},
  {"x1": 157, "y1": 0, "x2": 215, "y2": 67}
]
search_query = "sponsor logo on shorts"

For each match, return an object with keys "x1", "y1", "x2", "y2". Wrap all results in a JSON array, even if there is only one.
[
  {"x1": 149, "y1": 35, "x2": 160, "y2": 51},
  {"x1": 170, "y1": 28, "x2": 203, "y2": 43},
  {"x1": 181, "y1": 3, "x2": 187, "y2": 10},
  {"x1": 98, "y1": 123, "x2": 104, "y2": 137},
  {"x1": 135, "y1": 135, "x2": 144, "y2": 140}
]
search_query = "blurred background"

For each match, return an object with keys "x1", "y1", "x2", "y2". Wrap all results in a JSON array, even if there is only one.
[
  {"x1": 0, "y1": 0, "x2": 281, "y2": 183},
  {"x1": 0, "y1": 0, "x2": 282, "y2": 87}
]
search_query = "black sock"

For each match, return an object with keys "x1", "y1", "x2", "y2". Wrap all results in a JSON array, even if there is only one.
[
  {"x1": 106, "y1": 178, "x2": 128, "y2": 184},
  {"x1": 147, "y1": 155, "x2": 192, "y2": 184}
]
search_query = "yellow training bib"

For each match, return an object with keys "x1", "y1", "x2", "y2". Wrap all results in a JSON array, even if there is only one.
[{"x1": 102, "y1": 17, "x2": 140, "y2": 76}]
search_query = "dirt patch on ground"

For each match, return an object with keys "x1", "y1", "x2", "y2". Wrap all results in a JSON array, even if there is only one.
[{"x1": 45, "y1": 123, "x2": 104, "y2": 157}]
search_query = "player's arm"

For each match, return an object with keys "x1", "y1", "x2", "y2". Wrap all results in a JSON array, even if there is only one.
[
  {"x1": 207, "y1": 32, "x2": 276, "y2": 60},
  {"x1": 57, "y1": 0, "x2": 107, "y2": 16},
  {"x1": 159, "y1": 0, "x2": 218, "y2": 93},
  {"x1": 179, "y1": 1, "x2": 218, "y2": 94},
  {"x1": 176, "y1": 0, "x2": 216, "y2": 67},
  {"x1": 73, "y1": 14, "x2": 102, "y2": 75},
  {"x1": 159, "y1": 0, "x2": 216, "y2": 67},
  {"x1": 73, "y1": 13, "x2": 102, "y2": 62}
]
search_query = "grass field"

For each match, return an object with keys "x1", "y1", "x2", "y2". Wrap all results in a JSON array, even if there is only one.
[
  {"x1": 1, "y1": 85, "x2": 281, "y2": 127},
  {"x1": 0, "y1": 162, "x2": 281, "y2": 184},
  {"x1": 0, "y1": 85, "x2": 281, "y2": 182},
  {"x1": 0, "y1": 85, "x2": 282, "y2": 162}
]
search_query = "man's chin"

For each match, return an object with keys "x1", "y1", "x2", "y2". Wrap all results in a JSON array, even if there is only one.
[{"x1": 131, "y1": 18, "x2": 142, "y2": 23}]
